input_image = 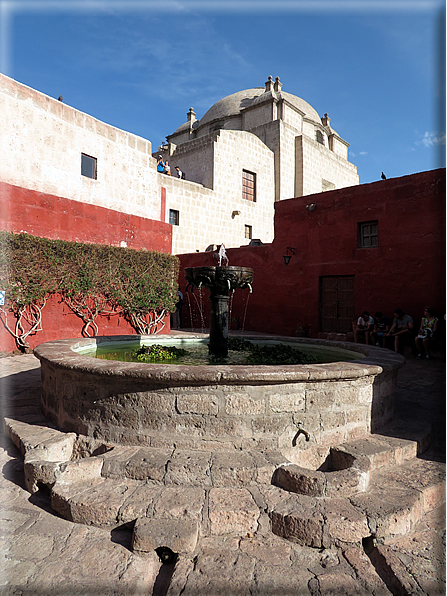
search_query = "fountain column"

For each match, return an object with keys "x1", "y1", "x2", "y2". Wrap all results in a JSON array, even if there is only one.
[{"x1": 209, "y1": 293, "x2": 230, "y2": 358}]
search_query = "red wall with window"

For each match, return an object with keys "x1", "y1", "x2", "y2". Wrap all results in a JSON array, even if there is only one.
[
  {"x1": 0, "y1": 181, "x2": 173, "y2": 352},
  {"x1": 178, "y1": 169, "x2": 446, "y2": 339}
]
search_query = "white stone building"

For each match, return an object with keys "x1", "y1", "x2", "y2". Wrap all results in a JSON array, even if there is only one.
[
  {"x1": 1, "y1": 73, "x2": 358, "y2": 255},
  {"x1": 160, "y1": 76, "x2": 358, "y2": 202}
]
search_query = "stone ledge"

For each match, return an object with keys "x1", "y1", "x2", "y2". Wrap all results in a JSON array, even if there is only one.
[
  {"x1": 34, "y1": 334, "x2": 400, "y2": 383},
  {"x1": 4, "y1": 417, "x2": 76, "y2": 460}
]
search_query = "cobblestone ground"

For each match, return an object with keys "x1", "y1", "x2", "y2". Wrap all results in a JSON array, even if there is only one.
[{"x1": 0, "y1": 348, "x2": 445, "y2": 595}]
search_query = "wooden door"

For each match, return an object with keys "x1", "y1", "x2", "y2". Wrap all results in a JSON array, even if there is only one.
[{"x1": 320, "y1": 276, "x2": 355, "y2": 333}]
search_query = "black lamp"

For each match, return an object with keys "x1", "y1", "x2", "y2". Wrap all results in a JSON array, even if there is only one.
[{"x1": 283, "y1": 247, "x2": 296, "y2": 266}]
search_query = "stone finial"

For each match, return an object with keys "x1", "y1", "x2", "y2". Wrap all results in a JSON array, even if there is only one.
[
  {"x1": 265, "y1": 75, "x2": 274, "y2": 92},
  {"x1": 187, "y1": 107, "x2": 197, "y2": 123},
  {"x1": 321, "y1": 113, "x2": 331, "y2": 127},
  {"x1": 274, "y1": 76, "x2": 282, "y2": 93}
]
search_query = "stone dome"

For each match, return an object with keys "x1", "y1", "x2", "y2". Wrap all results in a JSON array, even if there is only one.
[{"x1": 197, "y1": 85, "x2": 322, "y2": 129}]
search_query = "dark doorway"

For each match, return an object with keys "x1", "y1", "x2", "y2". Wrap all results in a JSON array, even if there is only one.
[{"x1": 319, "y1": 276, "x2": 355, "y2": 333}]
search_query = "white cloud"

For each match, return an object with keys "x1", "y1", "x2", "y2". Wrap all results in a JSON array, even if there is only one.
[
  {"x1": 360, "y1": 151, "x2": 368, "y2": 155},
  {"x1": 420, "y1": 131, "x2": 446, "y2": 147}
]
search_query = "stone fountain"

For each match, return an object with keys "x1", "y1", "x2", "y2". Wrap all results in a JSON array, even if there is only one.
[
  {"x1": 17, "y1": 251, "x2": 440, "y2": 584},
  {"x1": 184, "y1": 245, "x2": 253, "y2": 357},
  {"x1": 33, "y1": 245, "x2": 405, "y2": 462}
]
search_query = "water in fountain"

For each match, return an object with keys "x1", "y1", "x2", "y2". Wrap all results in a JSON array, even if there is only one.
[
  {"x1": 217, "y1": 243, "x2": 229, "y2": 266},
  {"x1": 241, "y1": 288, "x2": 250, "y2": 333},
  {"x1": 186, "y1": 286, "x2": 206, "y2": 333}
]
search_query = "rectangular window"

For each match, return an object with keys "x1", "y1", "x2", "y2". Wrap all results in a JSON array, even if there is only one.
[
  {"x1": 358, "y1": 221, "x2": 378, "y2": 248},
  {"x1": 242, "y1": 170, "x2": 256, "y2": 202},
  {"x1": 81, "y1": 153, "x2": 97, "y2": 179},
  {"x1": 169, "y1": 209, "x2": 179, "y2": 226},
  {"x1": 244, "y1": 224, "x2": 252, "y2": 240}
]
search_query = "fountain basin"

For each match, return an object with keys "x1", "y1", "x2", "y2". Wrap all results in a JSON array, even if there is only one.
[
  {"x1": 184, "y1": 266, "x2": 253, "y2": 295},
  {"x1": 34, "y1": 334, "x2": 405, "y2": 463}
]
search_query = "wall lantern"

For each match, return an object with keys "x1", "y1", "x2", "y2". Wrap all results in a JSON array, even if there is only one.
[
  {"x1": 306, "y1": 203, "x2": 316, "y2": 212},
  {"x1": 283, "y1": 247, "x2": 296, "y2": 266}
]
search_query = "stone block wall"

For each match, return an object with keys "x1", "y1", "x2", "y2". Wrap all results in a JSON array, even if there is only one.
[
  {"x1": 282, "y1": 103, "x2": 304, "y2": 131},
  {"x1": 36, "y1": 336, "x2": 402, "y2": 458},
  {"x1": 243, "y1": 102, "x2": 274, "y2": 130},
  {"x1": 167, "y1": 134, "x2": 216, "y2": 189},
  {"x1": 277, "y1": 122, "x2": 300, "y2": 203},
  {"x1": 299, "y1": 137, "x2": 359, "y2": 196},
  {"x1": 162, "y1": 130, "x2": 275, "y2": 254},
  {"x1": 331, "y1": 135, "x2": 349, "y2": 159}
]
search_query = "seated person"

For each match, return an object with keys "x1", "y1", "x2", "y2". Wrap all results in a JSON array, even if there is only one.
[
  {"x1": 385, "y1": 308, "x2": 413, "y2": 353},
  {"x1": 370, "y1": 311, "x2": 392, "y2": 347},
  {"x1": 354, "y1": 311, "x2": 374, "y2": 344},
  {"x1": 415, "y1": 307, "x2": 438, "y2": 359}
]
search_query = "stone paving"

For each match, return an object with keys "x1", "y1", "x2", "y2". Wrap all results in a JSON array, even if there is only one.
[{"x1": 0, "y1": 346, "x2": 445, "y2": 595}]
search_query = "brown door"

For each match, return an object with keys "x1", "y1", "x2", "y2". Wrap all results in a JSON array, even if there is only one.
[{"x1": 320, "y1": 276, "x2": 355, "y2": 333}]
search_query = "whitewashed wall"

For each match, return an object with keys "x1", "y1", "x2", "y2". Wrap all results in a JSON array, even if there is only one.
[
  {"x1": 0, "y1": 74, "x2": 160, "y2": 221},
  {"x1": 162, "y1": 129, "x2": 275, "y2": 254}
]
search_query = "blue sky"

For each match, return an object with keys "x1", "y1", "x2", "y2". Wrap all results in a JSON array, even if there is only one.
[{"x1": 1, "y1": 0, "x2": 445, "y2": 185}]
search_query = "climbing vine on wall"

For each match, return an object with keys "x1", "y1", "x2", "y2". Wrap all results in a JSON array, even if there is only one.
[{"x1": 0, "y1": 231, "x2": 179, "y2": 349}]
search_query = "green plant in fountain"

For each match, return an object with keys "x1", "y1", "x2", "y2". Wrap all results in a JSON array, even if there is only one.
[
  {"x1": 0, "y1": 231, "x2": 180, "y2": 350},
  {"x1": 227, "y1": 337, "x2": 317, "y2": 365},
  {"x1": 132, "y1": 344, "x2": 187, "y2": 362}
]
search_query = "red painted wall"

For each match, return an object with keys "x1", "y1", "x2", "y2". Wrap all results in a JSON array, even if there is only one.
[
  {"x1": 0, "y1": 181, "x2": 172, "y2": 252},
  {"x1": 178, "y1": 169, "x2": 446, "y2": 338},
  {"x1": 0, "y1": 182, "x2": 173, "y2": 352}
]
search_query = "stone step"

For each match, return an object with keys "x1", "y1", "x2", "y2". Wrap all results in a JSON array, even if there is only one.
[
  {"x1": 349, "y1": 457, "x2": 445, "y2": 543},
  {"x1": 264, "y1": 485, "x2": 371, "y2": 549},
  {"x1": 267, "y1": 455, "x2": 445, "y2": 548},
  {"x1": 51, "y1": 477, "x2": 207, "y2": 527},
  {"x1": 100, "y1": 445, "x2": 288, "y2": 488},
  {"x1": 50, "y1": 475, "x2": 261, "y2": 543},
  {"x1": 3, "y1": 416, "x2": 77, "y2": 461},
  {"x1": 330, "y1": 428, "x2": 428, "y2": 474},
  {"x1": 272, "y1": 421, "x2": 432, "y2": 498}
]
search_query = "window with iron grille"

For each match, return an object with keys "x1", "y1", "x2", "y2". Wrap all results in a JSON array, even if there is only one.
[
  {"x1": 169, "y1": 209, "x2": 180, "y2": 226},
  {"x1": 242, "y1": 170, "x2": 256, "y2": 202},
  {"x1": 81, "y1": 153, "x2": 97, "y2": 179},
  {"x1": 316, "y1": 130, "x2": 324, "y2": 145},
  {"x1": 245, "y1": 224, "x2": 252, "y2": 240},
  {"x1": 358, "y1": 221, "x2": 378, "y2": 248}
]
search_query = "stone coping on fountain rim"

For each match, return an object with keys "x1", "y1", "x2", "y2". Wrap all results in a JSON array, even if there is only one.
[{"x1": 33, "y1": 334, "x2": 405, "y2": 383}]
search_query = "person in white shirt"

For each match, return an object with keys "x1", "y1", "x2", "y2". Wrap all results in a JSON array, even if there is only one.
[{"x1": 354, "y1": 311, "x2": 374, "y2": 344}]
